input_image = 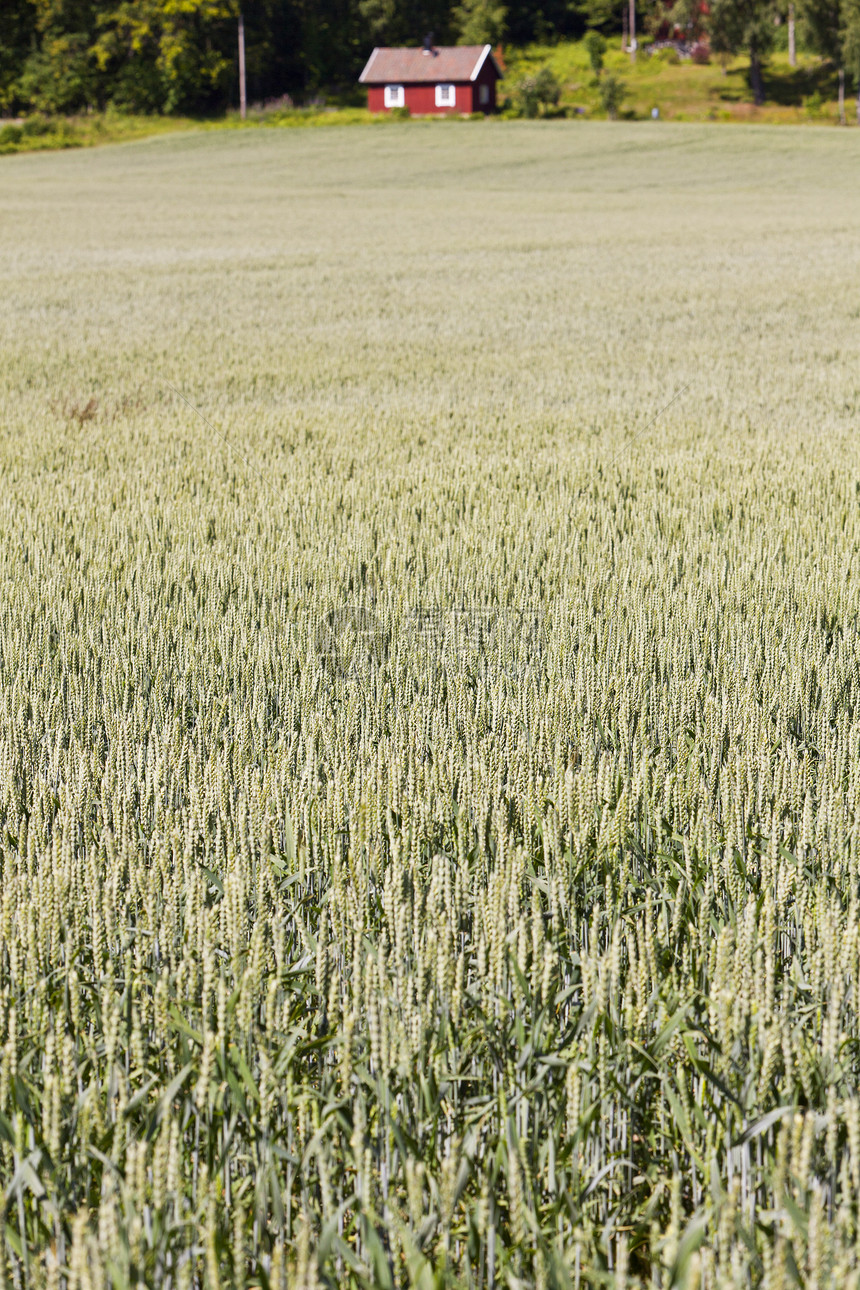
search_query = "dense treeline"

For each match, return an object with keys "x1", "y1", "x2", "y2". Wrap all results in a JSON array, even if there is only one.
[
  {"x1": 4, "y1": 0, "x2": 558, "y2": 114},
  {"x1": 1, "y1": 0, "x2": 860, "y2": 120}
]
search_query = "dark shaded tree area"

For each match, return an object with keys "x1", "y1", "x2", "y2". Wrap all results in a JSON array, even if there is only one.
[
  {"x1": 2, "y1": 0, "x2": 857, "y2": 114},
  {"x1": 0, "y1": 0, "x2": 592, "y2": 114}
]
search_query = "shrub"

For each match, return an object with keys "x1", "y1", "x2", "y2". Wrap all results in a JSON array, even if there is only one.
[
  {"x1": 535, "y1": 66, "x2": 561, "y2": 108},
  {"x1": 584, "y1": 31, "x2": 608, "y2": 77},
  {"x1": 515, "y1": 66, "x2": 561, "y2": 118},
  {"x1": 19, "y1": 36, "x2": 98, "y2": 115},
  {"x1": 249, "y1": 93, "x2": 295, "y2": 119},
  {"x1": 22, "y1": 115, "x2": 53, "y2": 138},
  {"x1": 599, "y1": 72, "x2": 626, "y2": 118},
  {"x1": 390, "y1": 104, "x2": 411, "y2": 120},
  {"x1": 513, "y1": 78, "x2": 537, "y2": 118}
]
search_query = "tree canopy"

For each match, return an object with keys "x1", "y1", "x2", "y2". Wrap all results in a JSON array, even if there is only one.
[
  {"x1": 0, "y1": 0, "x2": 520, "y2": 112},
  {"x1": 0, "y1": 0, "x2": 856, "y2": 115}
]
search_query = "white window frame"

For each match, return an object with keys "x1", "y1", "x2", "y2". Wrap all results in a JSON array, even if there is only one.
[
  {"x1": 435, "y1": 83, "x2": 456, "y2": 107},
  {"x1": 384, "y1": 84, "x2": 404, "y2": 108},
  {"x1": 478, "y1": 83, "x2": 490, "y2": 105}
]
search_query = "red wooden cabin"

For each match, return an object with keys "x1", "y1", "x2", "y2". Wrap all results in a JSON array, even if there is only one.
[{"x1": 359, "y1": 43, "x2": 503, "y2": 116}]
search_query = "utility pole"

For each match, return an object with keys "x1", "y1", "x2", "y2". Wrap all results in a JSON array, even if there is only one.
[
  {"x1": 628, "y1": 0, "x2": 636, "y2": 60},
  {"x1": 622, "y1": 1, "x2": 628, "y2": 51},
  {"x1": 839, "y1": 67, "x2": 845, "y2": 123},
  {"x1": 788, "y1": 3, "x2": 796, "y2": 66},
  {"x1": 238, "y1": 10, "x2": 247, "y2": 120}
]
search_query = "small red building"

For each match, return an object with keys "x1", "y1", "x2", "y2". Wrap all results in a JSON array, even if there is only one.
[{"x1": 359, "y1": 43, "x2": 503, "y2": 116}]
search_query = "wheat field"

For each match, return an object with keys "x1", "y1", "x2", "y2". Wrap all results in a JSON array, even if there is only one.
[{"x1": 1, "y1": 122, "x2": 860, "y2": 1287}]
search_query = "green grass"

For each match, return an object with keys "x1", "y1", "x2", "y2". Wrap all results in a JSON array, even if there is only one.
[
  {"x1": 226, "y1": 104, "x2": 376, "y2": 127},
  {"x1": 0, "y1": 105, "x2": 386, "y2": 156},
  {"x1": 504, "y1": 39, "x2": 856, "y2": 122},
  {"x1": 2, "y1": 123, "x2": 860, "y2": 1286},
  {"x1": 0, "y1": 109, "x2": 200, "y2": 155}
]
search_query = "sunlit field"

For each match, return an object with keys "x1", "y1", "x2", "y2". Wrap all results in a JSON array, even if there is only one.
[{"x1": 2, "y1": 122, "x2": 860, "y2": 1287}]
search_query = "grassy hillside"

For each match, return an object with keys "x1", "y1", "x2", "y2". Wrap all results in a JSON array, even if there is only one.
[
  {"x1": 504, "y1": 39, "x2": 854, "y2": 122},
  {"x1": 2, "y1": 123, "x2": 860, "y2": 1286}
]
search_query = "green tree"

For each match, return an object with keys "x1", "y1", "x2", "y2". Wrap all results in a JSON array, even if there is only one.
[
  {"x1": 708, "y1": 0, "x2": 777, "y2": 102},
  {"x1": 799, "y1": 0, "x2": 860, "y2": 121},
  {"x1": 356, "y1": 0, "x2": 396, "y2": 42},
  {"x1": 94, "y1": 0, "x2": 236, "y2": 113},
  {"x1": 515, "y1": 63, "x2": 561, "y2": 113},
  {"x1": 357, "y1": 0, "x2": 454, "y2": 49},
  {"x1": 844, "y1": 0, "x2": 860, "y2": 119},
  {"x1": 660, "y1": 0, "x2": 708, "y2": 40},
  {"x1": 799, "y1": 0, "x2": 841, "y2": 60},
  {"x1": 18, "y1": 0, "x2": 103, "y2": 112},
  {"x1": 92, "y1": 0, "x2": 167, "y2": 112},
  {"x1": 578, "y1": 0, "x2": 620, "y2": 31},
  {"x1": 0, "y1": 0, "x2": 36, "y2": 112},
  {"x1": 19, "y1": 33, "x2": 98, "y2": 111},
  {"x1": 584, "y1": 28, "x2": 606, "y2": 73},
  {"x1": 599, "y1": 67, "x2": 624, "y2": 112},
  {"x1": 453, "y1": 0, "x2": 507, "y2": 43}
]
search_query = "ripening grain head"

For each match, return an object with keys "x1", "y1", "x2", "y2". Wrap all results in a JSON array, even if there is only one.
[{"x1": 0, "y1": 122, "x2": 859, "y2": 1287}]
